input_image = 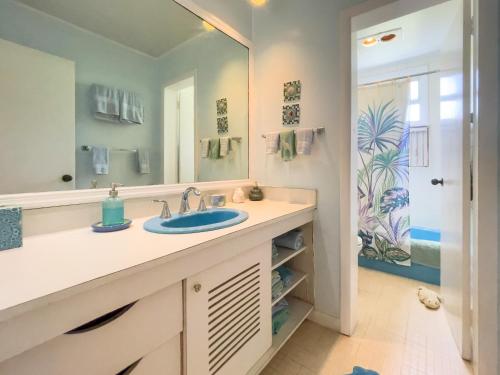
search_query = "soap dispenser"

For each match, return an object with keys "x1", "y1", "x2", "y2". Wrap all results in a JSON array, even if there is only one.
[{"x1": 102, "y1": 183, "x2": 124, "y2": 226}]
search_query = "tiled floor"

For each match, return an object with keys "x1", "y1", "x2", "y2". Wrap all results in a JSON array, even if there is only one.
[{"x1": 262, "y1": 267, "x2": 473, "y2": 375}]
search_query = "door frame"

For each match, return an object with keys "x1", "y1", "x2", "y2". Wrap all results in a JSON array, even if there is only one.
[
  {"x1": 162, "y1": 73, "x2": 197, "y2": 184},
  {"x1": 339, "y1": 0, "x2": 498, "y2": 371}
]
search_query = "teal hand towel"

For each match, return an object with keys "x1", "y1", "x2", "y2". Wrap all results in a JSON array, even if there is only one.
[
  {"x1": 279, "y1": 130, "x2": 296, "y2": 161},
  {"x1": 208, "y1": 138, "x2": 220, "y2": 159}
]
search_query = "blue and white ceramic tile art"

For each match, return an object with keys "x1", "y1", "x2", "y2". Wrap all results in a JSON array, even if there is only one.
[{"x1": 0, "y1": 206, "x2": 22, "y2": 251}]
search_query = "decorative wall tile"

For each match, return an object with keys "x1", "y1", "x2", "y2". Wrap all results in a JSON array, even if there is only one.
[
  {"x1": 282, "y1": 104, "x2": 300, "y2": 125},
  {"x1": 216, "y1": 98, "x2": 228, "y2": 116},
  {"x1": 0, "y1": 206, "x2": 22, "y2": 251},
  {"x1": 284, "y1": 80, "x2": 301, "y2": 102},
  {"x1": 217, "y1": 116, "x2": 229, "y2": 134}
]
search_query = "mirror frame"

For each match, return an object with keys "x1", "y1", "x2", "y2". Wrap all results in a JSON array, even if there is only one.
[{"x1": 0, "y1": 0, "x2": 254, "y2": 209}]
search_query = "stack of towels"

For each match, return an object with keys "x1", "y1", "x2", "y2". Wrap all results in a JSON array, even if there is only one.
[
  {"x1": 271, "y1": 270, "x2": 284, "y2": 300},
  {"x1": 271, "y1": 266, "x2": 295, "y2": 301},
  {"x1": 200, "y1": 137, "x2": 232, "y2": 159},
  {"x1": 265, "y1": 128, "x2": 314, "y2": 161},
  {"x1": 272, "y1": 299, "x2": 289, "y2": 335},
  {"x1": 275, "y1": 229, "x2": 305, "y2": 251},
  {"x1": 92, "y1": 84, "x2": 144, "y2": 125}
]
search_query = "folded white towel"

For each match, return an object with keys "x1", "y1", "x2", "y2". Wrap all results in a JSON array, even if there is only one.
[
  {"x1": 120, "y1": 90, "x2": 144, "y2": 125},
  {"x1": 200, "y1": 138, "x2": 210, "y2": 158},
  {"x1": 265, "y1": 132, "x2": 280, "y2": 154},
  {"x1": 219, "y1": 137, "x2": 232, "y2": 157},
  {"x1": 92, "y1": 84, "x2": 120, "y2": 122},
  {"x1": 92, "y1": 146, "x2": 109, "y2": 175},
  {"x1": 296, "y1": 128, "x2": 314, "y2": 155},
  {"x1": 137, "y1": 148, "x2": 150, "y2": 174}
]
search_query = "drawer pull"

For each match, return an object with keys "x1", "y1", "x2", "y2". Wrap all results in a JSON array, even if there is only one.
[
  {"x1": 116, "y1": 358, "x2": 142, "y2": 375},
  {"x1": 66, "y1": 301, "x2": 137, "y2": 334}
]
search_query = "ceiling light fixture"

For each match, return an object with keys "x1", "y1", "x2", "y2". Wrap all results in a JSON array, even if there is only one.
[
  {"x1": 249, "y1": 0, "x2": 267, "y2": 7},
  {"x1": 381, "y1": 33, "x2": 397, "y2": 42},
  {"x1": 361, "y1": 37, "x2": 378, "y2": 47}
]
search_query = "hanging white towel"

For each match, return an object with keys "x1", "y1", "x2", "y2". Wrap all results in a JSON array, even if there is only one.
[
  {"x1": 219, "y1": 137, "x2": 232, "y2": 157},
  {"x1": 137, "y1": 148, "x2": 151, "y2": 174},
  {"x1": 120, "y1": 90, "x2": 144, "y2": 125},
  {"x1": 265, "y1": 132, "x2": 280, "y2": 154},
  {"x1": 92, "y1": 84, "x2": 120, "y2": 122},
  {"x1": 296, "y1": 128, "x2": 314, "y2": 155},
  {"x1": 200, "y1": 138, "x2": 210, "y2": 158},
  {"x1": 92, "y1": 146, "x2": 109, "y2": 175}
]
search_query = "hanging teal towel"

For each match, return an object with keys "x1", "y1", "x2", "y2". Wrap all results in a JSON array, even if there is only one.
[
  {"x1": 208, "y1": 138, "x2": 220, "y2": 159},
  {"x1": 279, "y1": 130, "x2": 296, "y2": 161}
]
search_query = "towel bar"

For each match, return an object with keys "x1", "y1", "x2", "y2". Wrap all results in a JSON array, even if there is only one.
[
  {"x1": 198, "y1": 137, "x2": 242, "y2": 143},
  {"x1": 261, "y1": 127, "x2": 325, "y2": 138},
  {"x1": 81, "y1": 145, "x2": 137, "y2": 153}
]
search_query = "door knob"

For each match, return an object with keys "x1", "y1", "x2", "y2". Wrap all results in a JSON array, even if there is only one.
[
  {"x1": 193, "y1": 283, "x2": 202, "y2": 293},
  {"x1": 431, "y1": 178, "x2": 444, "y2": 186},
  {"x1": 62, "y1": 174, "x2": 73, "y2": 182}
]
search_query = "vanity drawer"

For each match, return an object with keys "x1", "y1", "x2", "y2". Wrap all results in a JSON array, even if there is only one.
[
  {"x1": 0, "y1": 282, "x2": 182, "y2": 375},
  {"x1": 118, "y1": 334, "x2": 181, "y2": 375}
]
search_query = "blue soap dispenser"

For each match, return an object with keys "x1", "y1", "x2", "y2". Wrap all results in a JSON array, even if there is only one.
[{"x1": 102, "y1": 183, "x2": 124, "y2": 226}]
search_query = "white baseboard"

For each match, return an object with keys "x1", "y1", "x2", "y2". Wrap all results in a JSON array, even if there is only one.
[{"x1": 307, "y1": 309, "x2": 340, "y2": 331}]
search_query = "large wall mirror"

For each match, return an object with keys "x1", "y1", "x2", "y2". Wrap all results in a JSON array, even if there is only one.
[{"x1": 0, "y1": 0, "x2": 249, "y2": 195}]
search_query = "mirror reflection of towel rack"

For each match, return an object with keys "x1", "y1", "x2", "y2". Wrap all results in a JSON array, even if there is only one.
[
  {"x1": 80, "y1": 145, "x2": 137, "y2": 153},
  {"x1": 198, "y1": 137, "x2": 242, "y2": 143},
  {"x1": 261, "y1": 127, "x2": 325, "y2": 138}
]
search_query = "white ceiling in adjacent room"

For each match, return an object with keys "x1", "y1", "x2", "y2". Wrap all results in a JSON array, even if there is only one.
[
  {"x1": 357, "y1": 0, "x2": 459, "y2": 71},
  {"x1": 14, "y1": 0, "x2": 206, "y2": 57}
]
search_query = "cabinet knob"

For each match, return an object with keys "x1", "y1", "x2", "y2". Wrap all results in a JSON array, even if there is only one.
[
  {"x1": 62, "y1": 174, "x2": 73, "y2": 182},
  {"x1": 193, "y1": 283, "x2": 202, "y2": 293}
]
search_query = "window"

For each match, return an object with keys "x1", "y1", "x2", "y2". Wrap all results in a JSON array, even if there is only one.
[{"x1": 406, "y1": 77, "x2": 428, "y2": 125}]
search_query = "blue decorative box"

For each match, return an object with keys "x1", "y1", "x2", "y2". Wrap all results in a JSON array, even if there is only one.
[{"x1": 0, "y1": 206, "x2": 22, "y2": 251}]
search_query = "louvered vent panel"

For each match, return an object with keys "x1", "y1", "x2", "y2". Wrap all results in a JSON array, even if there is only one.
[{"x1": 207, "y1": 263, "x2": 261, "y2": 375}]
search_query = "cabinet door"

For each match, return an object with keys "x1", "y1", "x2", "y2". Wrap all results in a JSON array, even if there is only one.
[{"x1": 186, "y1": 242, "x2": 271, "y2": 375}]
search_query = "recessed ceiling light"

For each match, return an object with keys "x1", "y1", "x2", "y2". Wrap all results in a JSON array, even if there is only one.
[
  {"x1": 202, "y1": 20, "x2": 215, "y2": 32},
  {"x1": 381, "y1": 33, "x2": 397, "y2": 42},
  {"x1": 361, "y1": 37, "x2": 378, "y2": 47},
  {"x1": 249, "y1": 0, "x2": 267, "y2": 7}
]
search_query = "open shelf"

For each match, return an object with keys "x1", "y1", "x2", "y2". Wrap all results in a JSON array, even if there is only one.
[
  {"x1": 272, "y1": 246, "x2": 307, "y2": 270},
  {"x1": 272, "y1": 270, "x2": 307, "y2": 307},
  {"x1": 248, "y1": 297, "x2": 313, "y2": 374}
]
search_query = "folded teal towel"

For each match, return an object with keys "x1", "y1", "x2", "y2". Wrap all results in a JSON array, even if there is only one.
[
  {"x1": 348, "y1": 366, "x2": 379, "y2": 375},
  {"x1": 277, "y1": 266, "x2": 293, "y2": 287},
  {"x1": 272, "y1": 241, "x2": 279, "y2": 259},
  {"x1": 208, "y1": 138, "x2": 220, "y2": 159},
  {"x1": 272, "y1": 308, "x2": 289, "y2": 335},
  {"x1": 275, "y1": 229, "x2": 304, "y2": 250},
  {"x1": 272, "y1": 280, "x2": 284, "y2": 299},
  {"x1": 272, "y1": 270, "x2": 281, "y2": 286},
  {"x1": 279, "y1": 130, "x2": 296, "y2": 161}
]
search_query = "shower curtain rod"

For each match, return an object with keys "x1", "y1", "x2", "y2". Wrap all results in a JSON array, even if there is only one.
[{"x1": 358, "y1": 69, "x2": 441, "y2": 87}]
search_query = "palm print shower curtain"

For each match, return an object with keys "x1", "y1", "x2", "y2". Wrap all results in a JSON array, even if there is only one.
[{"x1": 357, "y1": 81, "x2": 411, "y2": 266}]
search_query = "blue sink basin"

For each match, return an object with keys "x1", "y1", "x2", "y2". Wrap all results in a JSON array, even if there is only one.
[{"x1": 143, "y1": 208, "x2": 249, "y2": 234}]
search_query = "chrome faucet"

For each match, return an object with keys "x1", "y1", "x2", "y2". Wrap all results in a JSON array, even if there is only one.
[
  {"x1": 179, "y1": 187, "x2": 201, "y2": 215},
  {"x1": 153, "y1": 200, "x2": 172, "y2": 219}
]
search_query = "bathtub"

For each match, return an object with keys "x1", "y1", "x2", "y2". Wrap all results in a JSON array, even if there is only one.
[{"x1": 410, "y1": 227, "x2": 440, "y2": 242}]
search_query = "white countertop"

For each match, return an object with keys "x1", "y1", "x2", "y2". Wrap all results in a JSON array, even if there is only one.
[{"x1": 0, "y1": 200, "x2": 314, "y2": 320}]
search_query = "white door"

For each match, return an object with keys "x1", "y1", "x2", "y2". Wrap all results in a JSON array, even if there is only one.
[
  {"x1": 0, "y1": 38, "x2": 75, "y2": 194},
  {"x1": 185, "y1": 243, "x2": 271, "y2": 375},
  {"x1": 437, "y1": 0, "x2": 472, "y2": 359}
]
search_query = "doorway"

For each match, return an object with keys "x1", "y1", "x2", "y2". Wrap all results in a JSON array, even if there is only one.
[
  {"x1": 346, "y1": 0, "x2": 473, "y2": 369},
  {"x1": 163, "y1": 76, "x2": 196, "y2": 184}
]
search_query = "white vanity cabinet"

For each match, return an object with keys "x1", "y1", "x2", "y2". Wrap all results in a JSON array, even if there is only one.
[
  {"x1": 185, "y1": 242, "x2": 272, "y2": 375},
  {"x1": 0, "y1": 283, "x2": 183, "y2": 375}
]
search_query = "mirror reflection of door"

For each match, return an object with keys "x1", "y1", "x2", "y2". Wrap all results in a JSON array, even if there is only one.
[{"x1": 164, "y1": 76, "x2": 195, "y2": 184}]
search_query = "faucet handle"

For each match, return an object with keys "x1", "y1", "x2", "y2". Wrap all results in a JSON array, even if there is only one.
[
  {"x1": 153, "y1": 199, "x2": 172, "y2": 219},
  {"x1": 198, "y1": 195, "x2": 207, "y2": 212}
]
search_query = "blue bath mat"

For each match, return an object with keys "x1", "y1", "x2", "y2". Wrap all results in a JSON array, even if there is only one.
[{"x1": 347, "y1": 366, "x2": 379, "y2": 375}]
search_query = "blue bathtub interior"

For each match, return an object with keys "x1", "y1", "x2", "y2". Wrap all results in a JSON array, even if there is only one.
[{"x1": 359, "y1": 227, "x2": 441, "y2": 285}]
